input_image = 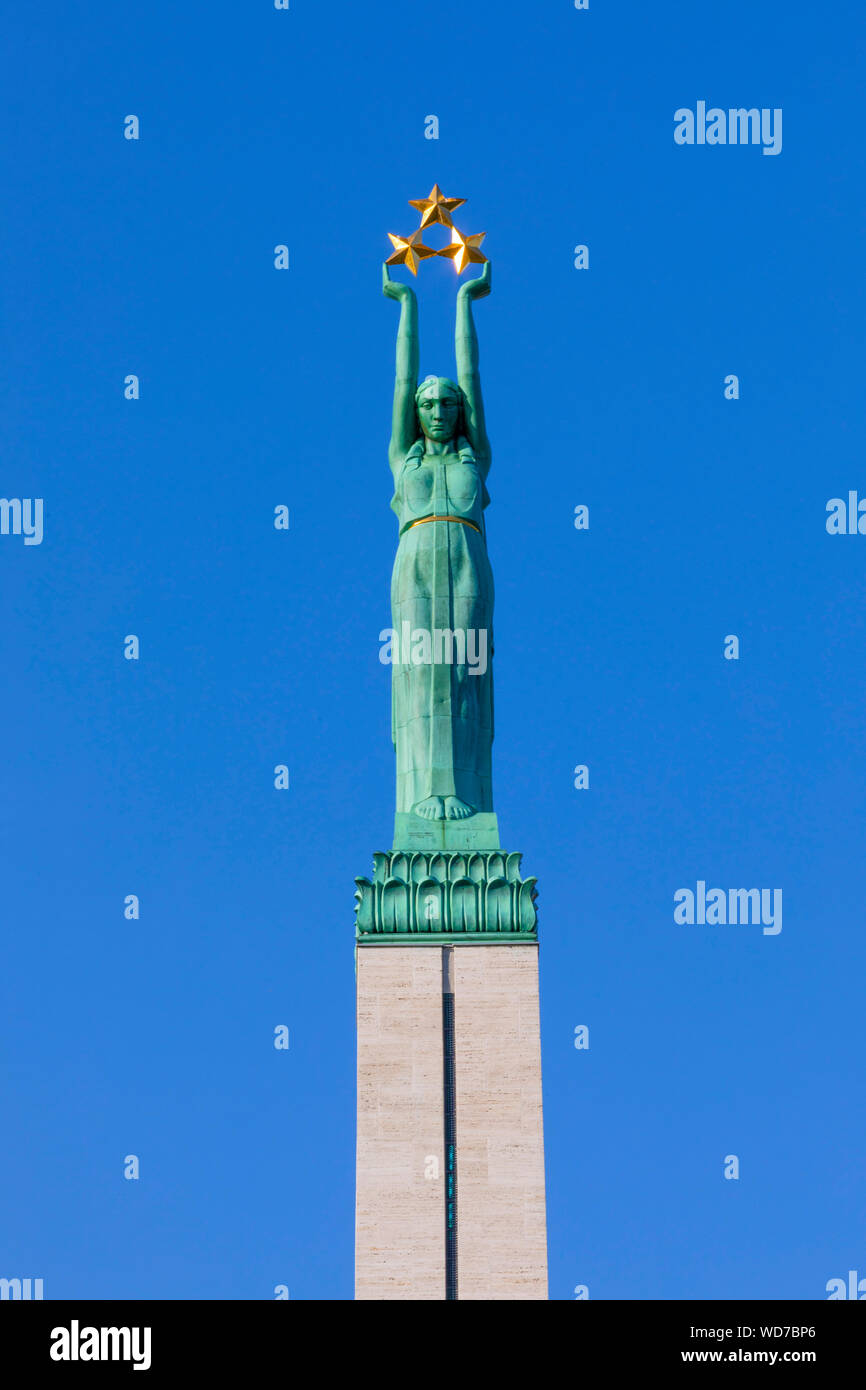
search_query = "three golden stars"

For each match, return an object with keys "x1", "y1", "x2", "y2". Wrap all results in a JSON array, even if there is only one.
[{"x1": 387, "y1": 184, "x2": 487, "y2": 276}]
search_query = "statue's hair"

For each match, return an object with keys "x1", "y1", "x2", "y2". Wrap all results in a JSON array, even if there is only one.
[{"x1": 414, "y1": 374, "x2": 461, "y2": 405}]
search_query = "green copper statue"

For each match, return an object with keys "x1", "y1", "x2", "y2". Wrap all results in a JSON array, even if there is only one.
[
  {"x1": 383, "y1": 259, "x2": 494, "y2": 826},
  {"x1": 353, "y1": 240, "x2": 538, "y2": 939}
]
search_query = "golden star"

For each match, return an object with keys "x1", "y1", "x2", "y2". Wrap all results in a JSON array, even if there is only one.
[
  {"x1": 408, "y1": 184, "x2": 467, "y2": 230},
  {"x1": 386, "y1": 229, "x2": 437, "y2": 276},
  {"x1": 438, "y1": 226, "x2": 488, "y2": 274}
]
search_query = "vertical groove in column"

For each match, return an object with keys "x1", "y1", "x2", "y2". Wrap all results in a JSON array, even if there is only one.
[{"x1": 442, "y1": 946, "x2": 457, "y2": 1301}]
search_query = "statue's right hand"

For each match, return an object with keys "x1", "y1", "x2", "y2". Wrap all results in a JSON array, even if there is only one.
[{"x1": 382, "y1": 263, "x2": 414, "y2": 302}]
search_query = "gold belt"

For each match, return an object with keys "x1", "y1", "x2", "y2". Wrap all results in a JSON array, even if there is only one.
[{"x1": 407, "y1": 514, "x2": 480, "y2": 534}]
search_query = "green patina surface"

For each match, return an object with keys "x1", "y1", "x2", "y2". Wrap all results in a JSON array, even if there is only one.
[
  {"x1": 354, "y1": 257, "x2": 538, "y2": 944},
  {"x1": 384, "y1": 261, "x2": 493, "y2": 825},
  {"x1": 355, "y1": 850, "x2": 538, "y2": 943}
]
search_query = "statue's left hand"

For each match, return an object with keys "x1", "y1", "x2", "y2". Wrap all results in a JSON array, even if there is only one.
[
  {"x1": 458, "y1": 261, "x2": 491, "y2": 301},
  {"x1": 382, "y1": 262, "x2": 416, "y2": 303}
]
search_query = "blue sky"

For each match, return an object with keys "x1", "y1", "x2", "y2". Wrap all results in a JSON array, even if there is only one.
[{"x1": 1, "y1": 0, "x2": 864, "y2": 1299}]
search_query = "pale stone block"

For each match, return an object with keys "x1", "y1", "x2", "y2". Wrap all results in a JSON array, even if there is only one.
[
  {"x1": 355, "y1": 947, "x2": 445, "y2": 1300},
  {"x1": 453, "y1": 945, "x2": 548, "y2": 1300}
]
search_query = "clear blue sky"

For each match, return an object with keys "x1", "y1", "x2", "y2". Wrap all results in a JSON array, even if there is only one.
[{"x1": 1, "y1": 1, "x2": 864, "y2": 1300}]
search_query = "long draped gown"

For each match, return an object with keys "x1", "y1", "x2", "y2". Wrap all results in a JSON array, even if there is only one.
[{"x1": 389, "y1": 437, "x2": 494, "y2": 815}]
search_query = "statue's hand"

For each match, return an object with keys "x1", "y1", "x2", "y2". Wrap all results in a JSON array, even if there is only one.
[
  {"x1": 458, "y1": 260, "x2": 491, "y2": 301},
  {"x1": 382, "y1": 263, "x2": 416, "y2": 303}
]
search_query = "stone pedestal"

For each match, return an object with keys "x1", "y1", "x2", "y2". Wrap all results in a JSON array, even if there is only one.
[{"x1": 354, "y1": 937, "x2": 548, "y2": 1300}]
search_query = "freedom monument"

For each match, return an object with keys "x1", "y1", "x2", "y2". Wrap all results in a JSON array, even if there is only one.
[{"x1": 354, "y1": 188, "x2": 548, "y2": 1300}]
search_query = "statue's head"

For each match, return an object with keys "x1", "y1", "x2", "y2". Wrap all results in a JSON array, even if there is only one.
[{"x1": 415, "y1": 375, "x2": 462, "y2": 444}]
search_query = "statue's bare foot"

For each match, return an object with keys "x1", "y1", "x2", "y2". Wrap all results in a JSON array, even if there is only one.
[
  {"x1": 414, "y1": 796, "x2": 444, "y2": 820},
  {"x1": 444, "y1": 796, "x2": 475, "y2": 820}
]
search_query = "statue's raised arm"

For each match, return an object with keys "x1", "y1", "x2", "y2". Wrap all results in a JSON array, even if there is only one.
[
  {"x1": 382, "y1": 263, "x2": 419, "y2": 471},
  {"x1": 455, "y1": 260, "x2": 491, "y2": 473}
]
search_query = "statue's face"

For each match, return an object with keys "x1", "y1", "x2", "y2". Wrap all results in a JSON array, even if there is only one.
[{"x1": 417, "y1": 383, "x2": 460, "y2": 443}]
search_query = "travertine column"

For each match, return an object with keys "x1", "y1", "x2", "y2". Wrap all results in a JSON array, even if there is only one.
[
  {"x1": 355, "y1": 942, "x2": 548, "y2": 1300},
  {"x1": 355, "y1": 946, "x2": 445, "y2": 1300},
  {"x1": 452, "y1": 945, "x2": 548, "y2": 1300}
]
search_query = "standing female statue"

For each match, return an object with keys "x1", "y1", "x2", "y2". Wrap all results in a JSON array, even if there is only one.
[{"x1": 383, "y1": 259, "x2": 494, "y2": 822}]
